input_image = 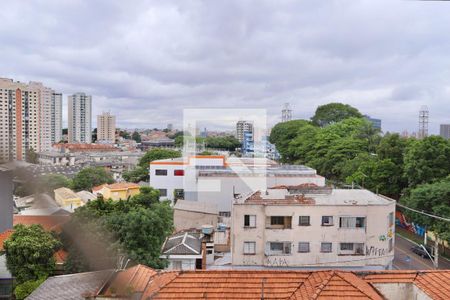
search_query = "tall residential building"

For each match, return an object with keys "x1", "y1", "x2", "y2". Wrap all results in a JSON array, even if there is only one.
[
  {"x1": 281, "y1": 102, "x2": 292, "y2": 122},
  {"x1": 68, "y1": 93, "x2": 92, "y2": 143},
  {"x1": 97, "y1": 112, "x2": 116, "y2": 143},
  {"x1": 236, "y1": 120, "x2": 253, "y2": 143},
  {"x1": 440, "y1": 124, "x2": 450, "y2": 139},
  {"x1": 0, "y1": 78, "x2": 41, "y2": 162}
]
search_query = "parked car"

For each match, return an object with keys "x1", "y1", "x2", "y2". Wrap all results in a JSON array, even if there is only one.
[{"x1": 411, "y1": 245, "x2": 434, "y2": 259}]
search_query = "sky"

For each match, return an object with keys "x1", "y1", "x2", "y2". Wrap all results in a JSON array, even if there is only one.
[{"x1": 1, "y1": 0, "x2": 450, "y2": 134}]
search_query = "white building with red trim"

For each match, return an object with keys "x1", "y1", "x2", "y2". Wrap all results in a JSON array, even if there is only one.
[{"x1": 149, "y1": 155, "x2": 325, "y2": 214}]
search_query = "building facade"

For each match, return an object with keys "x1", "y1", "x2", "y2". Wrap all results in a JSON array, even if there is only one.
[
  {"x1": 149, "y1": 155, "x2": 326, "y2": 213},
  {"x1": 232, "y1": 188, "x2": 395, "y2": 270},
  {"x1": 0, "y1": 78, "x2": 42, "y2": 161},
  {"x1": 364, "y1": 115, "x2": 382, "y2": 131},
  {"x1": 68, "y1": 93, "x2": 92, "y2": 143},
  {"x1": 236, "y1": 120, "x2": 253, "y2": 143},
  {"x1": 440, "y1": 124, "x2": 450, "y2": 139},
  {"x1": 51, "y1": 92, "x2": 63, "y2": 144},
  {"x1": 97, "y1": 112, "x2": 116, "y2": 143}
]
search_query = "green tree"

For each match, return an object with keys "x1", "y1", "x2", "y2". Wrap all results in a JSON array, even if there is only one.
[
  {"x1": 14, "y1": 278, "x2": 46, "y2": 300},
  {"x1": 4, "y1": 225, "x2": 61, "y2": 284},
  {"x1": 64, "y1": 187, "x2": 173, "y2": 270},
  {"x1": 205, "y1": 136, "x2": 241, "y2": 151},
  {"x1": 36, "y1": 174, "x2": 72, "y2": 194},
  {"x1": 92, "y1": 128, "x2": 97, "y2": 143},
  {"x1": 401, "y1": 177, "x2": 450, "y2": 243},
  {"x1": 132, "y1": 131, "x2": 141, "y2": 143},
  {"x1": 118, "y1": 129, "x2": 130, "y2": 139},
  {"x1": 138, "y1": 149, "x2": 181, "y2": 168},
  {"x1": 269, "y1": 120, "x2": 311, "y2": 162},
  {"x1": 311, "y1": 103, "x2": 363, "y2": 127},
  {"x1": 71, "y1": 167, "x2": 114, "y2": 191},
  {"x1": 122, "y1": 167, "x2": 148, "y2": 183},
  {"x1": 25, "y1": 147, "x2": 39, "y2": 164},
  {"x1": 404, "y1": 136, "x2": 450, "y2": 187}
]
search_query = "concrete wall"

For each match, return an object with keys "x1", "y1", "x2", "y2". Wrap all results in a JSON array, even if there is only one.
[
  {"x1": 372, "y1": 283, "x2": 431, "y2": 300},
  {"x1": 174, "y1": 209, "x2": 218, "y2": 231},
  {"x1": 0, "y1": 169, "x2": 13, "y2": 233},
  {"x1": 231, "y1": 201, "x2": 395, "y2": 269}
]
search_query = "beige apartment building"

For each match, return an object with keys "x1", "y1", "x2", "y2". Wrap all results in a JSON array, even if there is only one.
[
  {"x1": 97, "y1": 112, "x2": 116, "y2": 143},
  {"x1": 232, "y1": 187, "x2": 396, "y2": 270},
  {"x1": 0, "y1": 78, "x2": 62, "y2": 162}
]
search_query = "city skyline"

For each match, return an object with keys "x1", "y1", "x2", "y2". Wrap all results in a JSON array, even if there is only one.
[{"x1": 1, "y1": 1, "x2": 450, "y2": 133}]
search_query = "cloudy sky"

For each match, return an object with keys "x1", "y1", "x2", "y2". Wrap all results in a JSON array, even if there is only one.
[{"x1": 1, "y1": 0, "x2": 449, "y2": 133}]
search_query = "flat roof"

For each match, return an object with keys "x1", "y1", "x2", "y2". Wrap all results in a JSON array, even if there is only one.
[{"x1": 238, "y1": 189, "x2": 394, "y2": 206}]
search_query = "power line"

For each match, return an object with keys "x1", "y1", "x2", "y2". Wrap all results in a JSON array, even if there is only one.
[{"x1": 396, "y1": 202, "x2": 450, "y2": 222}]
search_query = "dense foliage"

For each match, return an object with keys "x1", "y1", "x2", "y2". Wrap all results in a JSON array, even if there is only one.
[
  {"x1": 269, "y1": 103, "x2": 450, "y2": 200},
  {"x1": 71, "y1": 167, "x2": 114, "y2": 191},
  {"x1": 63, "y1": 187, "x2": 173, "y2": 271},
  {"x1": 4, "y1": 224, "x2": 61, "y2": 298},
  {"x1": 175, "y1": 134, "x2": 240, "y2": 151},
  {"x1": 311, "y1": 102, "x2": 363, "y2": 127},
  {"x1": 132, "y1": 131, "x2": 142, "y2": 143},
  {"x1": 401, "y1": 177, "x2": 450, "y2": 243}
]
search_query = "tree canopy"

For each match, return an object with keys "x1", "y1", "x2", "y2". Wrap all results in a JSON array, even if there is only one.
[
  {"x1": 132, "y1": 131, "x2": 142, "y2": 143},
  {"x1": 63, "y1": 187, "x2": 173, "y2": 271},
  {"x1": 311, "y1": 103, "x2": 363, "y2": 127},
  {"x1": 4, "y1": 224, "x2": 61, "y2": 284},
  {"x1": 138, "y1": 149, "x2": 181, "y2": 168},
  {"x1": 71, "y1": 167, "x2": 114, "y2": 191}
]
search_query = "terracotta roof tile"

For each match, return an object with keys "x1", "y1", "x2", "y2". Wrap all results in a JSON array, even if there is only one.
[
  {"x1": 53, "y1": 249, "x2": 68, "y2": 264},
  {"x1": 101, "y1": 264, "x2": 157, "y2": 297},
  {"x1": 13, "y1": 215, "x2": 71, "y2": 232},
  {"x1": 0, "y1": 229, "x2": 14, "y2": 251},
  {"x1": 414, "y1": 271, "x2": 450, "y2": 300}
]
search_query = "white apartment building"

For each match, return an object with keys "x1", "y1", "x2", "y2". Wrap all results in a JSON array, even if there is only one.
[
  {"x1": 51, "y1": 92, "x2": 63, "y2": 144},
  {"x1": 97, "y1": 112, "x2": 116, "y2": 143},
  {"x1": 231, "y1": 187, "x2": 396, "y2": 270},
  {"x1": 68, "y1": 93, "x2": 92, "y2": 144},
  {"x1": 0, "y1": 78, "x2": 41, "y2": 162},
  {"x1": 236, "y1": 120, "x2": 253, "y2": 143},
  {"x1": 149, "y1": 155, "x2": 325, "y2": 213}
]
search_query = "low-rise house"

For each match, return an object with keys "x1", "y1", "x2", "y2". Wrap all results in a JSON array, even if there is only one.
[
  {"x1": 76, "y1": 191, "x2": 97, "y2": 203},
  {"x1": 232, "y1": 187, "x2": 396, "y2": 270},
  {"x1": 92, "y1": 182, "x2": 140, "y2": 200},
  {"x1": 160, "y1": 231, "x2": 205, "y2": 271},
  {"x1": 173, "y1": 200, "x2": 218, "y2": 231},
  {"x1": 28, "y1": 265, "x2": 450, "y2": 300},
  {"x1": 54, "y1": 187, "x2": 84, "y2": 209}
]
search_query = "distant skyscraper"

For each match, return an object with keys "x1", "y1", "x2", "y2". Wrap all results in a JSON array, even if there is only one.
[
  {"x1": 364, "y1": 115, "x2": 382, "y2": 131},
  {"x1": 440, "y1": 124, "x2": 450, "y2": 140},
  {"x1": 167, "y1": 123, "x2": 173, "y2": 131},
  {"x1": 236, "y1": 120, "x2": 253, "y2": 143},
  {"x1": 418, "y1": 105, "x2": 429, "y2": 139},
  {"x1": 281, "y1": 103, "x2": 292, "y2": 122},
  {"x1": 97, "y1": 112, "x2": 116, "y2": 143},
  {"x1": 68, "y1": 93, "x2": 92, "y2": 143}
]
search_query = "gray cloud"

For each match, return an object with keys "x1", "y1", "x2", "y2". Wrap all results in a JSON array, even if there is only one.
[{"x1": 1, "y1": 0, "x2": 450, "y2": 133}]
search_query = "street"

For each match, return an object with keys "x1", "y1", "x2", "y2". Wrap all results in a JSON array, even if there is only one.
[{"x1": 393, "y1": 234, "x2": 450, "y2": 270}]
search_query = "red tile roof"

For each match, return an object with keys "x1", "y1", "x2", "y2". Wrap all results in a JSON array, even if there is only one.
[
  {"x1": 13, "y1": 215, "x2": 71, "y2": 232},
  {"x1": 0, "y1": 229, "x2": 14, "y2": 251},
  {"x1": 93, "y1": 267, "x2": 450, "y2": 300},
  {"x1": 364, "y1": 270, "x2": 450, "y2": 300}
]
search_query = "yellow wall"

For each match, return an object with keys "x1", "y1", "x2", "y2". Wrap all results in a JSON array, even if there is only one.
[{"x1": 103, "y1": 187, "x2": 141, "y2": 201}]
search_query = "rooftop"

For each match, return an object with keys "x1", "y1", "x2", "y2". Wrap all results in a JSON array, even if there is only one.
[
  {"x1": 13, "y1": 215, "x2": 71, "y2": 232},
  {"x1": 54, "y1": 187, "x2": 79, "y2": 199},
  {"x1": 161, "y1": 231, "x2": 203, "y2": 256},
  {"x1": 174, "y1": 200, "x2": 218, "y2": 215},
  {"x1": 239, "y1": 189, "x2": 394, "y2": 206},
  {"x1": 92, "y1": 182, "x2": 140, "y2": 192},
  {"x1": 0, "y1": 230, "x2": 14, "y2": 251}
]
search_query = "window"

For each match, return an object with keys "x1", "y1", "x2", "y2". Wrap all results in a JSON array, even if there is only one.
[
  {"x1": 298, "y1": 242, "x2": 310, "y2": 253},
  {"x1": 244, "y1": 242, "x2": 256, "y2": 255},
  {"x1": 298, "y1": 216, "x2": 310, "y2": 226},
  {"x1": 267, "y1": 216, "x2": 292, "y2": 229},
  {"x1": 339, "y1": 243, "x2": 365, "y2": 255},
  {"x1": 174, "y1": 189, "x2": 184, "y2": 200},
  {"x1": 322, "y1": 216, "x2": 333, "y2": 226},
  {"x1": 267, "y1": 242, "x2": 291, "y2": 255},
  {"x1": 271, "y1": 216, "x2": 284, "y2": 225},
  {"x1": 155, "y1": 169, "x2": 167, "y2": 176},
  {"x1": 158, "y1": 189, "x2": 167, "y2": 197},
  {"x1": 339, "y1": 217, "x2": 366, "y2": 228},
  {"x1": 321, "y1": 242, "x2": 332, "y2": 253},
  {"x1": 174, "y1": 169, "x2": 184, "y2": 176},
  {"x1": 244, "y1": 215, "x2": 256, "y2": 228}
]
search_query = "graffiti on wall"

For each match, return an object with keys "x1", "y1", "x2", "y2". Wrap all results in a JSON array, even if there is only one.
[
  {"x1": 264, "y1": 257, "x2": 289, "y2": 267},
  {"x1": 396, "y1": 211, "x2": 426, "y2": 236},
  {"x1": 366, "y1": 246, "x2": 388, "y2": 257}
]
